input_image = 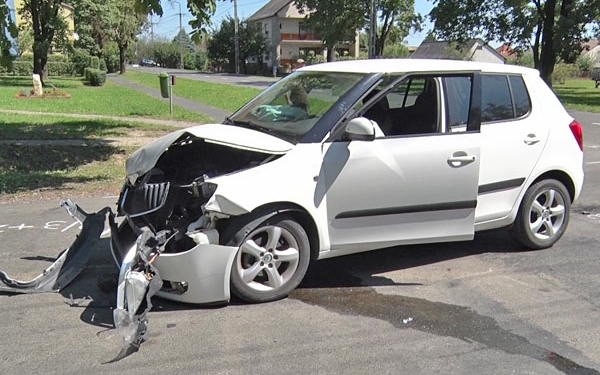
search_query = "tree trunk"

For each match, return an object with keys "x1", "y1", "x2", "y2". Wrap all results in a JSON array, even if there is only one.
[
  {"x1": 32, "y1": 40, "x2": 49, "y2": 86},
  {"x1": 119, "y1": 42, "x2": 127, "y2": 74},
  {"x1": 532, "y1": 20, "x2": 542, "y2": 70},
  {"x1": 326, "y1": 44, "x2": 336, "y2": 62},
  {"x1": 539, "y1": 0, "x2": 557, "y2": 86}
]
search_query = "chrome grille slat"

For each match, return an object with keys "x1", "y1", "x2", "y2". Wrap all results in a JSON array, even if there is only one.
[{"x1": 121, "y1": 182, "x2": 170, "y2": 217}]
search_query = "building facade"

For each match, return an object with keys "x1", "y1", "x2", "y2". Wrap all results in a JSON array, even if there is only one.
[
  {"x1": 7, "y1": 0, "x2": 75, "y2": 55},
  {"x1": 248, "y1": 0, "x2": 359, "y2": 73}
]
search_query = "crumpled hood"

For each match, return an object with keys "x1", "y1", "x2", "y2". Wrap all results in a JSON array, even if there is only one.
[{"x1": 125, "y1": 123, "x2": 293, "y2": 182}]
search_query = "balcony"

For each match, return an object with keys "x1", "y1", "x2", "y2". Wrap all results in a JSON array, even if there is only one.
[{"x1": 281, "y1": 33, "x2": 321, "y2": 41}]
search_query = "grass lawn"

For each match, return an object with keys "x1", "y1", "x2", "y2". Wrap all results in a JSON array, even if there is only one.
[
  {"x1": 0, "y1": 113, "x2": 173, "y2": 201},
  {"x1": 124, "y1": 70, "x2": 261, "y2": 112},
  {"x1": 0, "y1": 76, "x2": 210, "y2": 122},
  {"x1": 553, "y1": 78, "x2": 600, "y2": 113},
  {"x1": 0, "y1": 143, "x2": 135, "y2": 200},
  {"x1": 0, "y1": 112, "x2": 174, "y2": 140}
]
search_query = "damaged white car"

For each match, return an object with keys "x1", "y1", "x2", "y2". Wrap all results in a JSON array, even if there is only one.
[{"x1": 1, "y1": 59, "x2": 585, "y2": 347}]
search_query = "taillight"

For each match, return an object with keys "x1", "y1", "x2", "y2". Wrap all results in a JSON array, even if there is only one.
[{"x1": 569, "y1": 120, "x2": 583, "y2": 151}]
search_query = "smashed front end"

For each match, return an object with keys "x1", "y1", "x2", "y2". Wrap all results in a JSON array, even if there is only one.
[{"x1": 114, "y1": 125, "x2": 291, "y2": 302}]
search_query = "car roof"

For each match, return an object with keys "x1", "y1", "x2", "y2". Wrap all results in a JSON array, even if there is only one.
[{"x1": 300, "y1": 58, "x2": 538, "y2": 76}]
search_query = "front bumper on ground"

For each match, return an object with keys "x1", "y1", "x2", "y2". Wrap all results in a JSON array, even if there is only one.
[{"x1": 1, "y1": 199, "x2": 239, "y2": 305}]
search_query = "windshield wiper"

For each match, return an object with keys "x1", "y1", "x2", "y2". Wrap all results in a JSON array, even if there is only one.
[{"x1": 227, "y1": 119, "x2": 273, "y2": 134}]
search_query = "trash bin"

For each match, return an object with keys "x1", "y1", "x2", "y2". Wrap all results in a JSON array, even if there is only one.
[{"x1": 159, "y1": 72, "x2": 170, "y2": 98}]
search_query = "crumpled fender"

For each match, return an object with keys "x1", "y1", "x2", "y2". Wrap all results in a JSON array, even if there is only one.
[{"x1": 0, "y1": 200, "x2": 110, "y2": 294}]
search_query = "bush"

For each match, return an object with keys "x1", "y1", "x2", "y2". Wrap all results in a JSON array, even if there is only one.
[
  {"x1": 88, "y1": 68, "x2": 106, "y2": 86},
  {"x1": 71, "y1": 49, "x2": 91, "y2": 76},
  {"x1": 99, "y1": 58, "x2": 107, "y2": 72},
  {"x1": 12, "y1": 60, "x2": 33, "y2": 75},
  {"x1": 506, "y1": 53, "x2": 535, "y2": 68},
  {"x1": 90, "y1": 56, "x2": 100, "y2": 70},
  {"x1": 552, "y1": 63, "x2": 579, "y2": 84},
  {"x1": 382, "y1": 43, "x2": 410, "y2": 58},
  {"x1": 576, "y1": 54, "x2": 597, "y2": 77},
  {"x1": 183, "y1": 52, "x2": 196, "y2": 70},
  {"x1": 305, "y1": 51, "x2": 325, "y2": 66},
  {"x1": 47, "y1": 61, "x2": 74, "y2": 76},
  {"x1": 194, "y1": 51, "x2": 208, "y2": 71},
  {"x1": 104, "y1": 54, "x2": 120, "y2": 73},
  {"x1": 84, "y1": 67, "x2": 94, "y2": 81}
]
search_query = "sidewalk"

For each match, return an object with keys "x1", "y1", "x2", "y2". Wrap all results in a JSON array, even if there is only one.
[{"x1": 108, "y1": 75, "x2": 230, "y2": 123}]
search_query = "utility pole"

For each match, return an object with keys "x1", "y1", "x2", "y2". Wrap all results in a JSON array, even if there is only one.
[
  {"x1": 174, "y1": 1, "x2": 184, "y2": 69},
  {"x1": 369, "y1": 0, "x2": 377, "y2": 59},
  {"x1": 150, "y1": 15, "x2": 154, "y2": 44},
  {"x1": 234, "y1": 0, "x2": 240, "y2": 74}
]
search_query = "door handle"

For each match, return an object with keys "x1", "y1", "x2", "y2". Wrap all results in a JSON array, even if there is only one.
[
  {"x1": 447, "y1": 152, "x2": 476, "y2": 167},
  {"x1": 524, "y1": 134, "x2": 540, "y2": 145}
]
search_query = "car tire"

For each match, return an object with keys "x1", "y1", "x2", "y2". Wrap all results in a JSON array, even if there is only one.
[
  {"x1": 510, "y1": 179, "x2": 570, "y2": 249},
  {"x1": 230, "y1": 216, "x2": 310, "y2": 303}
]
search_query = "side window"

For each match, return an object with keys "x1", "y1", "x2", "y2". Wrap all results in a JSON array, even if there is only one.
[
  {"x1": 509, "y1": 76, "x2": 531, "y2": 117},
  {"x1": 481, "y1": 75, "x2": 513, "y2": 122},
  {"x1": 443, "y1": 76, "x2": 472, "y2": 130},
  {"x1": 361, "y1": 76, "x2": 440, "y2": 136}
]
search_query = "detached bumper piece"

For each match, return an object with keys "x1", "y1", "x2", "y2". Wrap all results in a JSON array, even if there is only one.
[{"x1": 0, "y1": 200, "x2": 110, "y2": 294}]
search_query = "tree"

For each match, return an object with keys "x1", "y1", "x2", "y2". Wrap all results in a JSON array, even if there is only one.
[
  {"x1": 70, "y1": 0, "x2": 113, "y2": 56},
  {"x1": 429, "y1": 0, "x2": 600, "y2": 86},
  {"x1": 20, "y1": 0, "x2": 68, "y2": 83},
  {"x1": 110, "y1": 0, "x2": 146, "y2": 74},
  {"x1": 134, "y1": 0, "x2": 216, "y2": 41},
  {"x1": 295, "y1": 0, "x2": 421, "y2": 61},
  {"x1": 295, "y1": 0, "x2": 367, "y2": 62},
  {"x1": 173, "y1": 28, "x2": 196, "y2": 53},
  {"x1": 375, "y1": 0, "x2": 422, "y2": 56},
  {"x1": 0, "y1": 3, "x2": 17, "y2": 65},
  {"x1": 207, "y1": 16, "x2": 269, "y2": 73}
]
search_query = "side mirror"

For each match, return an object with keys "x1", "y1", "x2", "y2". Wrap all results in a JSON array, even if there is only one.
[{"x1": 344, "y1": 117, "x2": 376, "y2": 141}]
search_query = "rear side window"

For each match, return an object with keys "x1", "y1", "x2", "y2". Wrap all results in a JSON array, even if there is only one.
[
  {"x1": 509, "y1": 76, "x2": 531, "y2": 117},
  {"x1": 481, "y1": 75, "x2": 513, "y2": 122},
  {"x1": 443, "y1": 76, "x2": 472, "y2": 128},
  {"x1": 481, "y1": 74, "x2": 531, "y2": 123}
]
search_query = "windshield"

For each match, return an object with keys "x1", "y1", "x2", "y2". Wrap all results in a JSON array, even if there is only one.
[{"x1": 227, "y1": 71, "x2": 366, "y2": 144}]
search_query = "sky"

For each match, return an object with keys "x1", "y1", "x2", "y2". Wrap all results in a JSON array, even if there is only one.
[{"x1": 151, "y1": 0, "x2": 434, "y2": 46}]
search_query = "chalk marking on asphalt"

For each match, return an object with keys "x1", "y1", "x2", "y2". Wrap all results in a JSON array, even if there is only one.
[
  {"x1": 61, "y1": 221, "x2": 81, "y2": 233},
  {"x1": 592, "y1": 122, "x2": 600, "y2": 125},
  {"x1": 586, "y1": 161, "x2": 600, "y2": 165},
  {"x1": 584, "y1": 145, "x2": 600, "y2": 149}
]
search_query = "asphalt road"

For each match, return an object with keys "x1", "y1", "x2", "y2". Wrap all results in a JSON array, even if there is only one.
[{"x1": 0, "y1": 111, "x2": 599, "y2": 374}]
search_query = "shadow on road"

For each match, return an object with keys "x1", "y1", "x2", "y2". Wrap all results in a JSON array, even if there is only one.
[{"x1": 14, "y1": 226, "x2": 531, "y2": 329}]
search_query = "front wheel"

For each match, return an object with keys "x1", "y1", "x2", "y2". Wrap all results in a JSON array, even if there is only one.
[
  {"x1": 510, "y1": 179, "x2": 570, "y2": 249},
  {"x1": 230, "y1": 216, "x2": 310, "y2": 303}
]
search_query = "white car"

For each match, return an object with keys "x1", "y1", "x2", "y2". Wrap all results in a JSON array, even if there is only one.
[{"x1": 111, "y1": 59, "x2": 584, "y2": 307}]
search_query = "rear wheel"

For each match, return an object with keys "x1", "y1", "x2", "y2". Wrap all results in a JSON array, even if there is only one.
[
  {"x1": 510, "y1": 179, "x2": 570, "y2": 249},
  {"x1": 230, "y1": 216, "x2": 310, "y2": 303}
]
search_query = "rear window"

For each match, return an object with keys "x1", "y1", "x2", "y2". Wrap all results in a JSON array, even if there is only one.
[{"x1": 481, "y1": 74, "x2": 531, "y2": 123}]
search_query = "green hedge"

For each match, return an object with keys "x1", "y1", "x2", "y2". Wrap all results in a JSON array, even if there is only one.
[
  {"x1": 88, "y1": 68, "x2": 106, "y2": 86},
  {"x1": 1, "y1": 60, "x2": 74, "y2": 76},
  {"x1": 47, "y1": 61, "x2": 74, "y2": 76}
]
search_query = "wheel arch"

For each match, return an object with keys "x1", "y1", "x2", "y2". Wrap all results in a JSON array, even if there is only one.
[
  {"x1": 529, "y1": 170, "x2": 576, "y2": 202},
  {"x1": 219, "y1": 201, "x2": 320, "y2": 261}
]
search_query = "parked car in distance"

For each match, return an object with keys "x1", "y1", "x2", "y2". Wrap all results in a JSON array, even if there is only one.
[
  {"x1": 140, "y1": 58, "x2": 157, "y2": 67},
  {"x1": 111, "y1": 59, "x2": 585, "y2": 306}
]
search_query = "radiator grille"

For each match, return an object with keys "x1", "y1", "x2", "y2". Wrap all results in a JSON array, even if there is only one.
[{"x1": 121, "y1": 182, "x2": 170, "y2": 217}]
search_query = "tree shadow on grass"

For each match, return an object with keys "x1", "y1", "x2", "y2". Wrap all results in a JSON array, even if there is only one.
[
  {"x1": 0, "y1": 143, "x2": 126, "y2": 194},
  {"x1": 557, "y1": 92, "x2": 600, "y2": 108},
  {"x1": 0, "y1": 118, "x2": 140, "y2": 140}
]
